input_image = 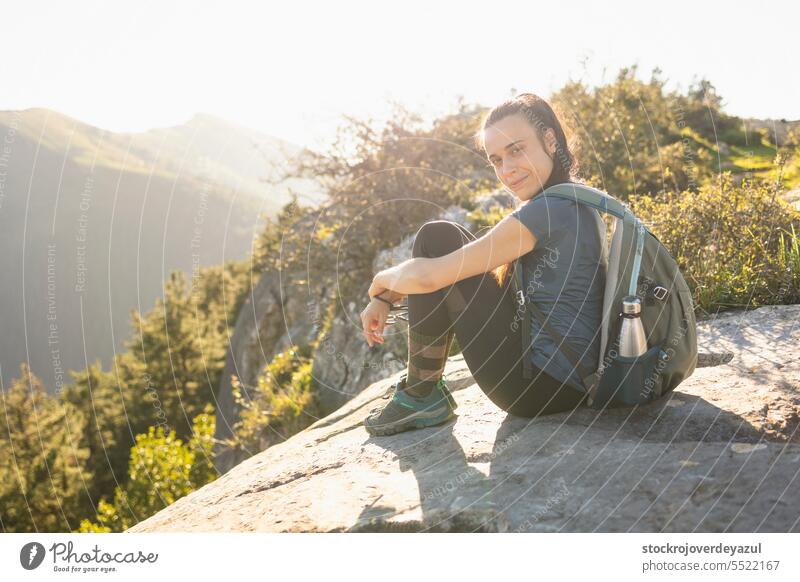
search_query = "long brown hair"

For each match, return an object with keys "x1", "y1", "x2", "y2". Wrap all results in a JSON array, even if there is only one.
[{"x1": 473, "y1": 93, "x2": 580, "y2": 288}]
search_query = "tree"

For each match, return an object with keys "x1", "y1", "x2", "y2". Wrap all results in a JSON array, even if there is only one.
[
  {"x1": 79, "y1": 404, "x2": 217, "y2": 532},
  {"x1": 0, "y1": 364, "x2": 92, "y2": 532},
  {"x1": 226, "y1": 344, "x2": 318, "y2": 459},
  {"x1": 257, "y1": 100, "x2": 495, "y2": 304},
  {"x1": 120, "y1": 260, "x2": 251, "y2": 441},
  {"x1": 60, "y1": 360, "x2": 128, "y2": 515},
  {"x1": 551, "y1": 66, "x2": 723, "y2": 197}
]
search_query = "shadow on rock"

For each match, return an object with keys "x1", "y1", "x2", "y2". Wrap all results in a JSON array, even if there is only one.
[{"x1": 350, "y1": 421, "x2": 510, "y2": 532}]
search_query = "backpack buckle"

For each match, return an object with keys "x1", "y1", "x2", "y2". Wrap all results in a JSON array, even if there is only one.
[
  {"x1": 515, "y1": 289, "x2": 526, "y2": 306},
  {"x1": 653, "y1": 286, "x2": 668, "y2": 301}
]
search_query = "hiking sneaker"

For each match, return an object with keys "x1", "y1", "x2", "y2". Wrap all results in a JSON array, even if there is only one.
[{"x1": 364, "y1": 375, "x2": 457, "y2": 437}]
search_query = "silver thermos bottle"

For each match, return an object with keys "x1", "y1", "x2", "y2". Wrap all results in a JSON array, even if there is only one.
[{"x1": 618, "y1": 295, "x2": 647, "y2": 357}]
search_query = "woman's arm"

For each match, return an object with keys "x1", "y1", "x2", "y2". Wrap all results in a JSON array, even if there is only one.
[
  {"x1": 421, "y1": 215, "x2": 537, "y2": 292},
  {"x1": 369, "y1": 215, "x2": 537, "y2": 298},
  {"x1": 369, "y1": 258, "x2": 431, "y2": 298}
]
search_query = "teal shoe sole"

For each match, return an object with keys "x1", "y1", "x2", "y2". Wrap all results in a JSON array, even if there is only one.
[{"x1": 364, "y1": 408, "x2": 457, "y2": 437}]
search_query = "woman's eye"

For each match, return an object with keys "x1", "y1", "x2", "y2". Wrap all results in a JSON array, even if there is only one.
[{"x1": 511, "y1": 146, "x2": 523, "y2": 155}]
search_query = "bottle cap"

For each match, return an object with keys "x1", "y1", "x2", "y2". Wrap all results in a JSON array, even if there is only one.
[{"x1": 621, "y1": 295, "x2": 641, "y2": 315}]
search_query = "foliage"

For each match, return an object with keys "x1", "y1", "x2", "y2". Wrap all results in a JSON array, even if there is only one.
[
  {"x1": 78, "y1": 404, "x2": 217, "y2": 532},
  {"x1": 251, "y1": 193, "x2": 318, "y2": 275},
  {"x1": 0, "y1": 364, "x2": 93, "y2": 532},
  {"x1": 466, "y1": 205, "x2": 507, "y2": 234},
  {"x1": 60, "y1": 361, "x2": 128, "y2": 515},
  {"x1": 551, "y1": 67, "x2": 737, "y2": 198},
  {"x1": 1, "y1": 257, "x2": 246, "y2": 532},
  {"x1": 227, "y1": 345, "x2": 319, "y2": 458},
  {"x1": 257, "y1": 100, "x2": 496, "y2": 303},
  {"x1": 629, "y1": 173, "x2": 800, "y2": 315},
  {"x1": 120, "y1": 260, "x2": 252, "y2": 440}
]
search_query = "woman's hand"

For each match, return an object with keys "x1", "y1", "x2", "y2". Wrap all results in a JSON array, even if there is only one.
[{"x1": 360, "y1": 298, "x2": 390, "y2": 347}]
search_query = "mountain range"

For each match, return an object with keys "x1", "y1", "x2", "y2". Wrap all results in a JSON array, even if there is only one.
[{"x1": 0, "y1": 108, "x2": 323, "y2": 392}]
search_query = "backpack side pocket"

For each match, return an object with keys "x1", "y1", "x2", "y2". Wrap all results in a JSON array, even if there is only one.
[{"x1": 592, "y1": 344, "x2": 663, "y2": 409}]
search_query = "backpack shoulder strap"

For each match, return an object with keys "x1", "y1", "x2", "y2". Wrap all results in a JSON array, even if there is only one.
[{"x1": 541, "y1": 182, "x2": 630, "y2": 221}]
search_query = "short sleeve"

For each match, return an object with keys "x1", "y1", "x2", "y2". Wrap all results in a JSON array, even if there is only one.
[{"x1": 509, "y1": 196, "x2": 577, "y2": 247}]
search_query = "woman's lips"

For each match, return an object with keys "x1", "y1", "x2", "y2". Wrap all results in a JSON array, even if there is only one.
[{"x1": 509, "y1": 175, "x2": 528, "y2": 188}]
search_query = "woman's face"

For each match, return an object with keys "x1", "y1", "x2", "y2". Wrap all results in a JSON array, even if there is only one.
[{"x1": 483, "y1": 113, "x2": 557, "y2": 202}]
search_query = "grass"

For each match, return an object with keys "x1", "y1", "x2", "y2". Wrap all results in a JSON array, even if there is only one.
[
  {"x1": 717, "y1": 136, "x2": 800, "y2": 191},
  {"x1": 728, "y1": 143, "x2": 778, "y2": 171}
]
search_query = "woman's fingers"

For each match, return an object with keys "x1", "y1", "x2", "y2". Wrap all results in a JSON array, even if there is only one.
[
  {"x1": 361, "y1": 313, "x2": 383, "y2": 347},
  {"x1": 360, "y1": 311, "x2": 372, "y2": 347},
  {"x1": 375, "y1": 312, "x2": 386, "y2": 339},
  {"x1": 360, "y1": 301, "x2": 390, "y2": 347},
  {"x1": 368, "y1": 315, "x2": 385, "y2": 344},
  {"x1": 362, "y1": 320, "x2": 378, "y2": 347},
  {"x1": 363, "y1": 329, "x2": 383, "y2": 347}
]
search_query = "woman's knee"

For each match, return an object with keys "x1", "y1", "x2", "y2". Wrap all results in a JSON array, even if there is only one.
[{"x1": 412, "y1": 220, "x2": 470, "y2": 258}]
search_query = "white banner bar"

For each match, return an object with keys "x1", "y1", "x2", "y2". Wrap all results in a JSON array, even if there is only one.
[{"x1": 1, "y1": 533, "x2": 797, "y2": 580}]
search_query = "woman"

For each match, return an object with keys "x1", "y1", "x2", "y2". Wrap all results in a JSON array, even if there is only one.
[{"x1": 360, "y1": 93, "x2": 607, "y2": 436}]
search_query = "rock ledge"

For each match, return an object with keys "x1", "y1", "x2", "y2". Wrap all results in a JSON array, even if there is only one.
[{"x1": 130, "y1": 305, "x2": 800, "y2": 533}]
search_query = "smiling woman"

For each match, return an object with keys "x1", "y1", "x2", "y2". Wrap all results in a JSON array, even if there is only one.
[
  {"x1": 478, "y1": 94, "x2": 580, "y2": 289},
  {"x1": 361, "y1": 93, "x2": 604, "y2": 437}
]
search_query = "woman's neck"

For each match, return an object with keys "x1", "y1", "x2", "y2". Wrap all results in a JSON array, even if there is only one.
[{"x1": 531, "y1": 177, "x2": 574, "y2": 199}]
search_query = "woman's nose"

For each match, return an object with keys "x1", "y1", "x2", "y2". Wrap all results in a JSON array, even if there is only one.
[{"x1": 503, "y1": 164, "x2": 519, "y2": 182}]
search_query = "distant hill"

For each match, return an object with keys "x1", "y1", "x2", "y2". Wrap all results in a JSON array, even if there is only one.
[
  {"x1": 0, "y1": 108, "x2": 323, "y2": 393},
  {"x1": 125, "y1": 112, "x2": 324, "y2": 211}
]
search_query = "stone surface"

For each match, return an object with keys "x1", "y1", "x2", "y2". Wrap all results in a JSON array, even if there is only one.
[{"x1": 133, "y1": 305, "x2": 800, "y2": 533}]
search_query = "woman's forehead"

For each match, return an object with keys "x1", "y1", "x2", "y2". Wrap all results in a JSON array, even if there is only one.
[{"x1": 483, "y1": 115, "x2": 536, "y2": 155}]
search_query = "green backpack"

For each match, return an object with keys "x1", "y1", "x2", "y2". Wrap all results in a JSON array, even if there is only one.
[{"x1": 511, "y1": 182, "x2": 698, "y2": 409}]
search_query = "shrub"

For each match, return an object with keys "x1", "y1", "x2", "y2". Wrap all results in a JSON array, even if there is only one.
[
  {"x1": 78, "y1": 404, "x2": 217, "y2": 532},
  {"x1": 227, "y1": 344, "x2": 319, "y2": 458},
  {"x1": 551, "y1": 68, "x2": 731, "y2": 197},
  {"x1": 629, "y1": 173, "x2": 800, "y2": 315}
]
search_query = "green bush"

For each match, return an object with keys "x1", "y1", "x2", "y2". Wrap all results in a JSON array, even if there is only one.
[
  {"x1": 78, "y1": 404, "x2": 217, "y2": 533},
  {"x1": 551, "y1": 68, "x2": 731, "y2": 197},
  {"x1": 629, "y1": 174, "x2": 800, "y2": 315},
  {"x1": 257, "y1": 101, "x2": 496, "y2": 303},
  {"x1": 720, "y1": 126, "x2": 761, "y2": 148},
  {"x1": 227, "y1": 344, "x2": 319, "y2": 458}
]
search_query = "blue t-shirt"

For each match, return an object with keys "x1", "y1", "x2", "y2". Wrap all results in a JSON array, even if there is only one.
[{"x1": 509, "y1": 189, "x2": 607, "y2": 391}]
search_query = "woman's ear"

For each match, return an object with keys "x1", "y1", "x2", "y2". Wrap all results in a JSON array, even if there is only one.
[{"x1": 544, "y1": 128, "x2": 557, "y2": 156}]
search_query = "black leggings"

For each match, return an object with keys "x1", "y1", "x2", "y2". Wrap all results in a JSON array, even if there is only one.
[{"x1": 409, "y1": 220, "x2": 587, "y2": 417}]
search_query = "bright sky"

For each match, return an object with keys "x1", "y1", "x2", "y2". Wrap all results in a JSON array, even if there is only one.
[{"x1": 2, "y1": 0, "x2": 797, "y2": 151}]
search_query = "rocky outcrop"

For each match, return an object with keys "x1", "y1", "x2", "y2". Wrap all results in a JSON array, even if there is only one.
[
  {"x1": 213, "y1": 189, "x2": 517, "y2": 473},
  {"x1": 213, "y1": 268, "x2": 318, "y2": 472},
  {"x1": 134, "y1": 304, "x2": 800, "y2": 533}
]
